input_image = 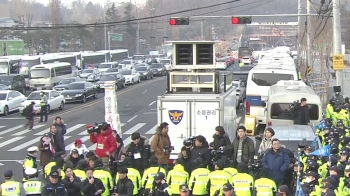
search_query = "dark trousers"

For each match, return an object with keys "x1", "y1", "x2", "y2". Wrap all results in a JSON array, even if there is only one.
[
  {"x1": 40, "y1": 105, "x2": 48, "y2": 122},
  {"x1": 25, "y1": 117, "x2": 34, "y2": 130}
]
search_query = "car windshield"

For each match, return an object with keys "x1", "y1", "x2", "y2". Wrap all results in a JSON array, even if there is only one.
[
  {"x1": 30, "y1": 69, "x2": 50, "y2": 79},
  {"x1": 100, "y1": 74, "x2": 116, "y2": 81},
  {"x1": 150, "y1": 64, "x2": 162, "y2": 68},
  {"x1": 270, "y1": 103, "x2": 319, "y2": 120},
  {"x1": 252, "y1": 73, "x2": 294, "y2": 86},
  {"x1": 120, "y1": 70, "x2": 131, "y2": 75},
  {"x1": 106, "y1": 68, "x2": 119, "y2": 73},
  {"x1": 120, "y1": 61, "x2": 131, "y2": 64},
  {"x1": 0, "y1": 76, "x2": 13, "y2": 85},
  {"x1": 0, "y1": 93, "x2": 6, "y2": 100},
  {"x1": 27, "y1": 92, "x2": 49, "y2": 100},
  {"x1": 67, "y1": 83, "x2": 85, "y2": 90},
  {"x1": 59, "y1": 79, "x2": 75, "y2": 84},
  {"x1": 99, "y1": 64, "x2": 112, "y2": 68},
  {"x1": 136, "y1": 67, "x2": 147, "y2": 71},
  {"x1": 82, "y1": 69, "x2": 93, "y2": 73}
]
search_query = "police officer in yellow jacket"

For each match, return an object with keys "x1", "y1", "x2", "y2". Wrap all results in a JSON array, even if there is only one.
[
  {"x1": 231, "y1": 163, "x2": 254, "y2": 196},
  {"x1": 188, "y1": 158, "x2": 210, "y2": 196},
  {"x1": 23, "y1": 168, "x2": 43, "y2": 196},
  {"x1": 207, "y1": 160, "x2": 232, "y2": 196},
  {"x1": 0, "y1": 170, "x2": 26, "y2": 196},
  {"x1": 142, "y1": 156, "x2": 166, "y2": 190},
  {"x1": 93, "y1": 159, "x2": 113, "y2": 196},
  {"x1": 302, "y1": 171, "x2": 321, "y2": 196},
  {"x1": 23, "y1": 146, "x2": 39, "y2": 181},
  {"x1": 254, "y1": 167, "x2": 276, "y2": 196},
  {"x1": 342, "y1": 168, "x2": 350, "y2": 196},
  {"x1": 326, "y1": 99, "x2": 335, "y2": 119},
  {"x1": 337, "y1": 109, "x2": 349, "y2": 127},
  {"x1": 115, "y1": 157, "x2": 142, "y2": 195},
  {"x1": 73, "y1": 160, "x2": 88, "y2": 181},
  {"x1": 152, "y1": 172, "x2": 172, "y2": 196},
  {"x1": 44, "y1": 156, "x2": 65, "y2": 178},
  {"x1": 221, "y1": 156, "x2": 237, "y2": 177},
  {"x1": 166, "y1": 159, "x2": 189, "y2": 195}
]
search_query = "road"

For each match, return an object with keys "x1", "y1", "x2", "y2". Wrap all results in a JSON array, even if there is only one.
[{"x1": 0, "y1": 63, "x2": 244, "y2": 181}]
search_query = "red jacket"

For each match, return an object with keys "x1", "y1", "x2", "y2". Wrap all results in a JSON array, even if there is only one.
[{"x1": 89, "y1": 127, "x2": 117, "y2": 158}]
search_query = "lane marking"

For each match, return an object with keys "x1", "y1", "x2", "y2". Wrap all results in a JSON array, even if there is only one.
[
  {"x1": 145, "y1": 125, "x2": 157, "y2": 134},
  {"x1": 35, "y1": 124, "x2": 86, "y2": 136},
  {"x1": 127, "y1": 115, "x2": 138, "y2": 123},
  {"x1": 0, "y1": 163, "x2": 3, "y2": 166},
  {"x1": 8, "y1": 136, "x2": 70, "y2": 151},
  {"x1": 123, "y1": 123, "x2": 146, "y2": 134},
  {"x1": 0, "y1": 126, "x2": 5, "y2": 129},
  {"x1": 13, "y1": 125, "x2": 45, "y2": 136},
  {"x1": 0, "y1": 125, "x2": 24, "y2": 136},
  {"x1": 0, "y1": 137, "x2": 24, "y2": 148},
  {"x1": 148, "y1": 101, "x2": 156, "y2": 106},
  {"x1": 142, "y1": 90, "x2": 147, "y2": 94},
  {"x1": 65, "y1": 136, "x2": 90, "y2": 150},
  {"x1": 150, "y1": 108, "x2": 157, "y2": 110}
]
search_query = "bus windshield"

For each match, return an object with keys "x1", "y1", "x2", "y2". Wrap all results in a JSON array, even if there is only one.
[{"x1": 30, "y1": 69, "x2": 50, "y2": 79}]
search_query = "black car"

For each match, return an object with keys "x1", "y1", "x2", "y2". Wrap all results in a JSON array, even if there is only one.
[
  {"x1": 0, "y1": 74, "x2": 26, "y2": 94},
  {"x1": 106, "y1": 68, "x2": 120, "y2": 73},
  {"x1": 135, "y1": 66, "x2": 153, "y2": 80},
  {"x1": 53, "y1": 77, "x2": 82, "y2": 92},
  {"x1": 60, "y1": 81, "x2": 98, "y2": 103},
  {"x1": 149, "y1": 63, "x2": 166, "y2": 76},
  {"x1": 95, "y1": 73, "x2": 126, "y2": 92}
]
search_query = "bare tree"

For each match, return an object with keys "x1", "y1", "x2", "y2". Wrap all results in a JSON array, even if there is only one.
[{"x1": 50, "y1": 0, "x2": 62, "y2": 52}]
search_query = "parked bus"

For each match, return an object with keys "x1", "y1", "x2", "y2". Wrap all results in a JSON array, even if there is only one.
[{"x1": 0, "y1": 56, "x2": 23, "y2": 75}]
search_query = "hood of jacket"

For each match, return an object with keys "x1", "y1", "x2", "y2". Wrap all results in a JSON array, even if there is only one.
[
  {"x1": 101, "y1": 127, "x2": 113, "y2": 136},
  {"x1": 140, "y1": 135, "x2": 149, "y2": 145},
  {"x1": 155, "y1": 126, "x2": 168, "y2": 136},
  {"x1": 53, "y1": 120, "x2": 64, "y2": 125},
  {"x1": 173, "y1": 164, "x2": 185, "y2": 171}
]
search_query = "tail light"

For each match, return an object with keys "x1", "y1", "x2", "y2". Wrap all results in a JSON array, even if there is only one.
[
  {"x1": 268, "y1": 121, "x2": 272, "y2": 126},
  {"x1": 245, "y1": 101, "x2": 250, "y2": 115},
  {"x1": 168, "y1": 159, "x2": 175, "y2": 165},
  {"x1": 236, "y1": 89, "x2": 240, "y2": 92}
]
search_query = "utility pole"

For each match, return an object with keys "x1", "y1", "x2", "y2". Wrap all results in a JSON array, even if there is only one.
[
  {"x1": 333, "y1": 0, "x2": 343, "y2": 90},
  {"x1": 211, "y1": 25, "x2": 216, "y2": 40},
  {"x1": 104, "y1": 11, "x2": 107, "y2": 50},
  {"x1": 306, "y1": 0, "x2": 312, "y2": 69},
  {"x1": 201, "y1": 22, "x2": 204, "y2": 40},
  {"x1": 136, "y1": 20, "x2": 140, "y2": 53},
  {"x1": 297, "y1": 0, "x2": 302, "y2": 68},
  {"x1": 108, "y1": 31, "x2": 111, "y2": 50}
]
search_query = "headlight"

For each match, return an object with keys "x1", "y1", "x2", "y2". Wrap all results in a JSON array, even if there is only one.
[
  {"x1": 158, "y1": 69, "x2": 162, "y2": 71},
  {"x1": 76, "y1": 94, "x2": 82, "y2": 96},
  {"x1": 8, "y1": 85, "x2": 11, "y2": 89},
  {"x1": 143, "y1": 73, "x2": 147, "y2": 75}
]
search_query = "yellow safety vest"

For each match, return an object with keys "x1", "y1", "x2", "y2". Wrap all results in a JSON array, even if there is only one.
[
  {"x1": 166, "y1": 165, "x2": 189, "y2": 194},
  {"x1": 208, "y1": 170, "x2": 232, "y2": 196},
  {"x1": 93, "y1": 169, "x2": 113, "y2": 196},
  {"x1": 232, "y1": 173, "x2": 254, "y2": 196},
  {"x1": 23, "y1": 180, "x2": 41, "y2": 195},
  {"x1": 44, "y1": 162, "x2": 56, "y2": 178},
  {"x1": 188, "y1": 168, "x2": 210, "y2": 195},
  {"x1": 116, "y1": 168, "x2": 141, "y2": 195},
  {"x1": 1, "y1": 180, "x2": 21, "y2": 196},
  {"x1": 254, "y1": 178, "x2": 276, "y2": 196},
  {"x1": 141, "y1": 167, "x2": 166, "y2": 190},
  {"x1": 73, "y1": 169, "x2": 87, "y2": 181}
]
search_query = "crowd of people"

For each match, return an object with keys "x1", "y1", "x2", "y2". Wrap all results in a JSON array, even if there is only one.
[{"x1": 3, "y1": 116, "x2": 350, "y2": 196}]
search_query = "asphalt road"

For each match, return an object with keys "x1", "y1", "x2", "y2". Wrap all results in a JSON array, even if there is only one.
[{"x1": 0, "y1": 63, "x2": 245, "y2": 181}]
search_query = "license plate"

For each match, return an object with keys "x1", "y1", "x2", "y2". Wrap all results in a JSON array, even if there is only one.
[{"x1": 37, "y1": 87, "x2": 42, "y2": 90}]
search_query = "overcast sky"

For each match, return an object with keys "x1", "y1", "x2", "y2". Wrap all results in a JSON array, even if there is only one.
[{"x1": 36, "y1": 0, "x2": 146, "y2": 7}]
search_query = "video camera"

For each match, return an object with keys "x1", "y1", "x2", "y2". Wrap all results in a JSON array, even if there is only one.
[
  {"x1": 248, "y1": 155, "x2": 262, "y2": 179},
  {"x1": 289, "y1": 100, "x2": 300, "y2": 111},
  {"x1": 164, "y1": 146, "x2": 174, "y2": 155},
  {"x1": 86, "y1": 122, "x2": 109, "y2": 134},
  {"x1": 183, "y1": 137, "x2": 196, "y2": 147},
  {"x1": 111, "y1": 160, "x2": 125, "y2": 171},
  {"x1": 211, "y1": 150, "x2": 224, "y2": 156}
]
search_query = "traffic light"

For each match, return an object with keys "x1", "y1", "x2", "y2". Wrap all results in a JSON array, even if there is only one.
[
  {"x1": 231, "y1": 17, "x2": 252, "y2": 24},
  {"x1": 169, "y1": 17, "x2": 190, "y2": 25}
]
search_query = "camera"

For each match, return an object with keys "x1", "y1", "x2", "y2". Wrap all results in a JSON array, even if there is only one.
[
  {"x1": 183, "y1": 137, "x2": 195, "y2": 147},
  {"x1": 164, "y1": 146, "x2": 174, "y2": 155},
  {"x1": 289, "y1": 100, "x2": 300, "y2": 111},
  {"x1": 248, "y1": 155, "x2": 262, "y2": 179},
  {"x1": 86, "y1": 122, "x2": 103, "y2": 134},
  {"x1": 111, "y1": 160, "x2": 125, "y2": 171},
  {"x1": 211, "y1": 150, "x2": 224, "y2": 156}
]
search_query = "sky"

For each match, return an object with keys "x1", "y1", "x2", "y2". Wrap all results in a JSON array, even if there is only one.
[{"x1": 36, "y1": 0, "x2": 147, "y2": 7}]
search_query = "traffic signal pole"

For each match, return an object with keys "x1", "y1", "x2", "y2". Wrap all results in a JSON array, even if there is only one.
[{"x1": 333, "y1": 0, "x2": 343, "y2": 92}]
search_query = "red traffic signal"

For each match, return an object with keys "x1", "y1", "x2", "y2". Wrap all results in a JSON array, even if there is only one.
[
  {"x1": 231, "y1": 17, "x2": 252, "y2": 24},
  {"x1": 169, "y1": 17, "x2": 190, "y2": 25}
]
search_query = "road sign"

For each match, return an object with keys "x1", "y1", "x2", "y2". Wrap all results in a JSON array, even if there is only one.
[
  {"x1": 139, "y1": 38, "x2": 146, "y2": 44},
  {"x1": 333, "y1": 54, "x2": 344, "y2": 70},
  {"x1": 111, "y1": 34, "x2": 123, "y2": 42}
]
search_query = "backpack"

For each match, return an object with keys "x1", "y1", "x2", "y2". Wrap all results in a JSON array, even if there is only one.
[{"x1": 22, "y1": 105, "x2": 31, "y2": 117}]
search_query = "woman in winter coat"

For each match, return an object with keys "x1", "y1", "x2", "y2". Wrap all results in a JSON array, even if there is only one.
[
  {"x1": 111, "y1": 130, "x2": 126, "y2": 160},
  {"x1": 258, "y1": 128, "x2": 275, "y2": 156},
  {"x1": 62, "y1": 166, "x2": 82, "y2": 196},
  {"x1": 38, "y1": 133, "x2": 53, "y2": 169}
]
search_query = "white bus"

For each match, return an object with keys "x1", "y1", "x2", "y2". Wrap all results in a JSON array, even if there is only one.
[
  {"x1": 246, "y1": 64, "x2": 299, "y2": 126},
  {"x1": 29, "y1": 62, "x2": 72, "y2": 90},
  {"x1": 266, "y1": 80, "x2": 322, "y2": 127}
]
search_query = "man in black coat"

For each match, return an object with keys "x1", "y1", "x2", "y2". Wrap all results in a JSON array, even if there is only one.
[
  {"x1": 113, "y1": 167, "x2": 134, "y2": 196},
  {"x1": 81, "y1": 168, "x2": 105, "y2": 196},
  {"x1": 23, "y1": 101, "x2": 36, "y2": 130},
  {"x1": 186, "y1": 135, "x2": 211, "y2": 171},
  {"x1": 212, "y1": 126, "x2": 231, "y2": 154},
  {"x1": 127, "y1": 132, "x2": 150, "y2": 172}
]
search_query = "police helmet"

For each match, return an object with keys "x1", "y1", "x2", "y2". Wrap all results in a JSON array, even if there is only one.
[{"x1": 24, "y1": 168, "x2": 37, "y2": 177}]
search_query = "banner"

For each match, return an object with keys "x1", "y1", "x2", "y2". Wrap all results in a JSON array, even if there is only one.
[
  {"x1": 309, "y1": 144, "x2": 330, "y2": 157},
  {"x1": 104, "y1": 81, "x2": 122, "y2": 137}
]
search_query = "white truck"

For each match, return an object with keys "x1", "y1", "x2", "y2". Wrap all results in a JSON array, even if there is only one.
[{"x1": 155, "y1": 41, "x2": 238, "y2": 163}]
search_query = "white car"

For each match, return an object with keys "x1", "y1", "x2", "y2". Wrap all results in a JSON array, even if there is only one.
[
  {"x1": 118, "y1": 60, "x2": 134, "y2": 70},
  {"x1": 160, "y1": 59, "x2": 172, "y2": 70},
  {"x1": 79, "y1": 68, "x2": 101, "y2": 82},
  {"x1": 0, "y1": 90, "x2": 26, "y2": 116},
  {"x1": 119, "y1": 69, "x2": 141, "y2": 85},
  {"x1": 241, "y1": 57, "x2": 252, "y2": 65},
  {"x1": 19, "y1": 90, "x2": 65, "y2": 114}
]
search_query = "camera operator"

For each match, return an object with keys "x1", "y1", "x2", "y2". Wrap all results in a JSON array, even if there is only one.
[
  {"x1": 89, "y1": 122, "x2": 117, "y2": 169},
  {"x1": 184, "y1": 135, "x2": 211, "y2": 172},
  {"x1": 293, "y1": 98, "x2": 310, "y2": 125},
  {"x1": 127, "y1": 132, "x2": 150, "y2": 172},
  {"x1": 151, "y1": 122, "x2": 172, "y2": 171},
  {"x1": 212, "y1": 126, "x2": 231, "y2": 155}
]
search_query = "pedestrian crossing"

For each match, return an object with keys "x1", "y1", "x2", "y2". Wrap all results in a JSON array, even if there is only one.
[{"x1": 0, "y1": 122, "x2": 158, "y2": 153}]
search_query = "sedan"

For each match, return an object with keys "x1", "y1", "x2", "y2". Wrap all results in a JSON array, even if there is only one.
[
  {"x1": 60, "y1": 82, "x2": 98, "y2": 103},
  {"x1": 19, "y1": 90, "x2": 65, "y2": 114},
  {"x1": 96, "y1": 73, "x2": 126, "y2": 92},
  {"x1": 135, "y1": 66, "x2": 153, "y2": 80},
  {"x1": 53, "y1": 77, "x2": 82, "y2": 92},
  {"x1": 149, "y1": 63, "x2": 166, "y2": 76},
  {"x1": 0, "y1": 90, "x2": 26, "y2": 116},
  {"x1": 120, "y1": 69, "x2": 141, "y2": 85}
]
